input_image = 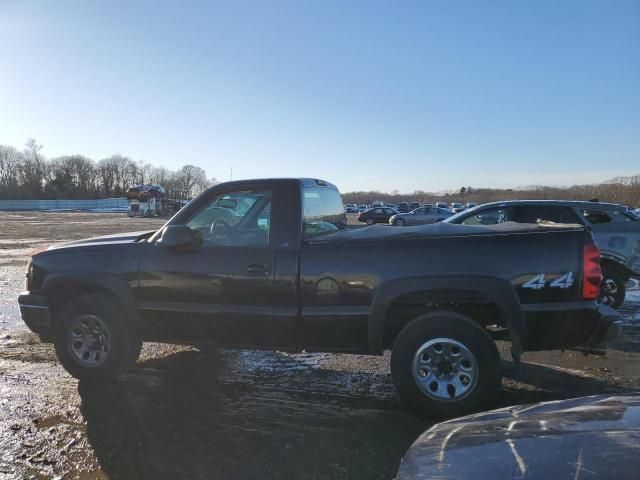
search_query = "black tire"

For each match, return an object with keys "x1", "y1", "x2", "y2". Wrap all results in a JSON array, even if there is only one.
[
  {"x1": 53, "y1": 294, "x2": 141, "y2": 380},
  {"x1": 599, "y1": 266, "x2": 626, "y2": 310},
  {"x1": 394, "y1": 219, "x2": 406, "y2": 226},
  {"x1": 390, "y1": 311, "x2": 502, "y2": 418},
  {"x1": 366, "y1": 218, "x2": 374, "y2": 225}
]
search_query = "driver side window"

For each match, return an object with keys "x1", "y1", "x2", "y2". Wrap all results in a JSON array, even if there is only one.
[{"x1": 186, "y1": 189, "x2": 272, "y2": 246}]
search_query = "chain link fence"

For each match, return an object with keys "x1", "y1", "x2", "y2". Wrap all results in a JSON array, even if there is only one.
[{"x1": 0, "y1": 198, "x2": 128, "y2": 212}]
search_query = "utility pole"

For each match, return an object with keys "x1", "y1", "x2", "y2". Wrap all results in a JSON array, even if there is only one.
[{"x1": 230, "y1": 167, "x2": 233, "y2": 181}]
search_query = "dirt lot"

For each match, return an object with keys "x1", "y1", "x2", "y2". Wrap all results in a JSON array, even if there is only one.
[{"x1": 1, "y1": 211, "x2": 639, "y2": 479}]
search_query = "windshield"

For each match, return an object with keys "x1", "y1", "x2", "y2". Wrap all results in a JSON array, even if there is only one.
[
  {"x1": 622, "y1": 207, "x2": 640, "y2": 221},
  {"x1": 445, "y1": 206, "x2": 481, "y2": 223}
]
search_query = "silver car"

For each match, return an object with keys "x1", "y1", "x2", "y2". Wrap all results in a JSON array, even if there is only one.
[{"x1": 389, "y1": 207, "x2": 453, "y2": 226}]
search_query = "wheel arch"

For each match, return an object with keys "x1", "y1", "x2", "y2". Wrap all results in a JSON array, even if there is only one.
[
  {"x1": 368, "y1": 275, "x2": 527, "y2": 357},
  {"x1": 43, "y1": 271, "x2": 141, "y2": 333}
]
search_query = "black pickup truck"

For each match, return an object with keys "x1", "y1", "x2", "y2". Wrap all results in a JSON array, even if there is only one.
[{"x1": 18, "y1": 178, "x2": 622, "y2": 417}]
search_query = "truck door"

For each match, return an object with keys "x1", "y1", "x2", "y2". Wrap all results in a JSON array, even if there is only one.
[{"x1": 137, "y1": 185, "x2": 296, "y2": 348}]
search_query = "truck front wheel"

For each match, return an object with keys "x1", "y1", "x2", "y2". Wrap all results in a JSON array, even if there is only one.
[
  {"x1": 391, "y1": 311, "x2": 501, "y2": 418},
  {"x1": 53, "y1": 294, "x2": 142, "y2": 381}
]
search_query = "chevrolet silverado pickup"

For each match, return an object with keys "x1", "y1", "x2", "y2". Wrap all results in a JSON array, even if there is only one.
[{"x1": 18, "y1": 178, "x2": 622, "y2": 417}]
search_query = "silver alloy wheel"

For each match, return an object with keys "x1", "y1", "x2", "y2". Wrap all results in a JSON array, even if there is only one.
[
  {"x1": 395, "y1": 219, "x2": 405, "y2": 226},
  {"x1": 366, "y1": 218, "x2": 374, "y2": 225},
  {"x1": 66, "y1": 314, "x2": 111, "y2": 367},
  {"x1": 600, "y1": 278, "x2": 618, "y2": 305},
  {"x1": 412, "y1": 337, "x2": 479, "y2": 402}
]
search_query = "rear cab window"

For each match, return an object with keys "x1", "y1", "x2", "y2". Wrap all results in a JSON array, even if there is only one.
[{"x1": 303, "y1": 186, "x2": 346, "y2": 239}]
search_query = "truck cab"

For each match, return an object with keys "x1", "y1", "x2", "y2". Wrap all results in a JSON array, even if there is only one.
[{"x1": 136, "y1": 178, "x2": 346, "y2": 348}]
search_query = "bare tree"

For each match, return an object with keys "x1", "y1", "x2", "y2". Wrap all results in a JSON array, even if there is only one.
[
  {"x1": 18, "y1": 138, "x2": 46, "y2": 197},
  {"x1": 176, "y1": 164, "x2": 207, "y2": 197},
  {"x1": 0, "y1": 145, "x2": 22, "y2": 194},
  {"x1": 97, "y1": 157, "x2": 118, "y2": 196}
]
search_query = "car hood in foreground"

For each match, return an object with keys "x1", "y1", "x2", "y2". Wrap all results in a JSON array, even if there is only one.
[
  {"x1": 396, "y1": 393, "x2": 640, "y2": 480},
  {"x1": 47, "y1": 230, "x2": 157, "y2": 251}
]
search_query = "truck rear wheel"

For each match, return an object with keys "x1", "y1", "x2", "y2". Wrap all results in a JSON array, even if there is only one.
[
  {"x1": 391, "y1": 311, "x2": 501, "y2": 418},
  {"x1": 53, "y1": 294, "x2": 141, "y2": 381}
]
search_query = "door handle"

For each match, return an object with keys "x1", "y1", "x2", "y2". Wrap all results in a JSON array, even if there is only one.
[{"x1": 246, "y1": 263, "x2": 270, "y2": 275}]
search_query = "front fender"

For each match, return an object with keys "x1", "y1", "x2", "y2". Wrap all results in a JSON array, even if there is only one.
[
  {"x1": 42, "y1": 271, "x2": 140, "y2": 330},
  {"x1": 368, "y1": 275, "x2": 527, "y2": 357}
]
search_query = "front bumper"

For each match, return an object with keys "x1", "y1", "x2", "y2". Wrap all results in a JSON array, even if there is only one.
[
  {"x1": 523, "y1": 302, "x2": 622, "y2": 352},
  {"x1": 18, "y1": 291, "x2": 52, "y2": 335}
]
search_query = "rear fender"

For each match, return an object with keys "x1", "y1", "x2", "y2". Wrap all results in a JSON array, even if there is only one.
[{"x1": 368, "y1": 275, "x2": 527, "y2": 357}]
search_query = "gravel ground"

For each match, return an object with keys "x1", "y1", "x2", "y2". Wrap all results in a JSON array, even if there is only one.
[{"x1": 0, "y1": 211, "x2": 639, "y2": 479}]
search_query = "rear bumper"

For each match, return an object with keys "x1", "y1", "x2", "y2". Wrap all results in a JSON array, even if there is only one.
[
  {"x1": 523, "y1": 302, "x2": 622, "y2": 352},
  {"x1": 18, "y1": 291, "x2": 52, "y2": 335}
]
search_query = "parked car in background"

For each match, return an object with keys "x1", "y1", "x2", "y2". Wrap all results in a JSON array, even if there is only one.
[
  {"x1": 357, "y1": 205, "x2": 368, "y2": 212},
  {"x1": 389, "y1": 207, "x2": 454, "y2": 226},
  {"x1": 423, "y1": 203, "x2": 434, "y2": 208},
  {"x1": 435, "y1": 201, "x2": 447, "y2": 209},
  {"x1": 397, "y1": 202, "x2": 410, "y2": 213},
  {"x1": 466, "y1": 202, "x2": 477, "y2": 209},
  {"x1": 396, "y1": 394, "x2": 640, "y2": 480},
  {"x1": 357, "y1": 206, "x2": 399, "y2": 225},
  {"x1": 344, "y1": 204, "x2": 358, "y2": 213},
  {"x1": 446, "y1": 200, "x2": 640, "y2": 309},
  {"x1": 450, "y1": 202, "x2": 465, "y2": 213},
  {"x1": 409, "y1": 202, "x2": 421, "y2": 210}
]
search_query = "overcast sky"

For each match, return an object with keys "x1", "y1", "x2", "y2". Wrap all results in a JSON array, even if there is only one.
[{"x1": 1, "y1": 0, "x2": 638, "y2": 193}]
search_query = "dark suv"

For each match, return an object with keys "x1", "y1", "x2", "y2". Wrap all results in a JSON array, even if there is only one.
[
  {"x1": 446, "y1": 200, "x2": 640, "y2": 308},
  {"x1": 397, "y1": 202, "x2": 410, "y2": 213}
]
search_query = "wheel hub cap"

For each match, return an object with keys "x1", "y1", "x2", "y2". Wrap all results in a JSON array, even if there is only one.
[
  {"x1": 437, "y1": 360, "x2": 452, "y2": 374},
  {"x1": 66, "y1": 314, "x2": 111, "y2": 367},
  {"x1": 412, "y1": 338, "x2": 479, "y2": 402}
]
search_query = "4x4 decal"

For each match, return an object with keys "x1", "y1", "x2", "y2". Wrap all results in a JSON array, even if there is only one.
[{"x1": 523, "y1": 272, "x2": 574, "y2": 290}]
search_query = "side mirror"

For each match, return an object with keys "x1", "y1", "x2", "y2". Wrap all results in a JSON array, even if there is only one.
[{"x1": 157, "y1": 225, "x2": 201, "y2": 250}]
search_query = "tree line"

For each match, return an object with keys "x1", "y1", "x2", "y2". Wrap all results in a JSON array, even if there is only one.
[
  {"x1": 343, "y1": 180, "x2": 640, "y2": 208},
  {"x1": 0, "y1": 139, "x2": 215, "y2": 200},
  {"x1": 2, "y1": 138, "x2": 638, "y2": 207}
]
